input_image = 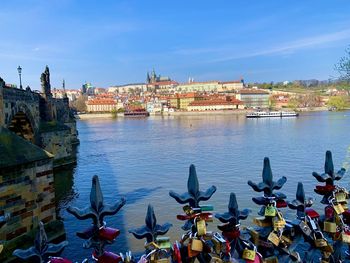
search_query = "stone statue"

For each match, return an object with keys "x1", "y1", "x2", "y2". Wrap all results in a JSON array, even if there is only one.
[
  {"x1": 41, "y1": 66, "x2": 51, "y2": 95},
  {"x1": 0, "y1": 77, "x2": 5, "y2": 88}
]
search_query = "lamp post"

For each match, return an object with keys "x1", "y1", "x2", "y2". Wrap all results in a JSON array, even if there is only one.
[{"x1": 17, "y1": 65, "x2": 22, "y2": 89}]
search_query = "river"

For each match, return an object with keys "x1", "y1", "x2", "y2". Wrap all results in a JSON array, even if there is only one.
[{"x1": 56, "y1": 111, "x2": 350, "y2": 261}]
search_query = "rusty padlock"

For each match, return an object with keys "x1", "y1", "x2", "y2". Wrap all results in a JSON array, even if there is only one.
[{"x1": 314, "y1": 231, "x2": 327, "y2": 247}]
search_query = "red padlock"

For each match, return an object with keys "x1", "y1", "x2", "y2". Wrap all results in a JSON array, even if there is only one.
[
  {"x1": 315, "y1": 185, "x2": 335, "y2": 195},
  {"x1": 325, "y1": 205, "x2": 334, "y2": 219},
  {"x1": 276, "y1": 200, "x2": 287, "y2": 208},
  {"x1": 48, "y1": 257, "x2": 72, "y2": 263},
  {"x1": 173, "y1": 241, "x2": 182, "y2": 263},
  {"x1": 305, "y1": 208, "x2": 320, "y2": 219},
  {"x1": 92, "y1": 250, "x2": 122, "y2": 263},
  {"x1": 98, "y1": 227, "x2": 120, "y2": 241},
  {"x1": 222, "y1": 229, "x2": 240, "y2": 241}
]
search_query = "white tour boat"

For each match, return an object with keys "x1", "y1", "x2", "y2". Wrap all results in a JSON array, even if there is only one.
[{"x1": 246, "y1": 111, "x2": 299, "y2": 118}]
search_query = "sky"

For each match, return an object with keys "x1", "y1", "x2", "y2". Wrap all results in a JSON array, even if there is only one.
[{"x1": 1, "y1": 0, "x2": 350, "y2": 89}]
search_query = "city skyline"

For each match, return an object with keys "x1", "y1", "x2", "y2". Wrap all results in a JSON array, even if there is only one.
[{"x1": 1, "y1": 0, "x2": 350, "y2": 89}]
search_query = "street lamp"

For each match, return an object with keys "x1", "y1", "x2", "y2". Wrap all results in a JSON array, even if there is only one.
[{"x1": 17, "y1": 65, "x2": 22, "y2": 89}]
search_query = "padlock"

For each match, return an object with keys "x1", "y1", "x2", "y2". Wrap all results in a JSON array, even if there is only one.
[
  {"x1": 196, "y1": 219, "x2": 206, "y2": 236},
  {"x1": 342, "y1": 232, "x2": 350, "y2": 243},
  {"x1": 200, "y1": 205, "x2": 214, "y2": 211},
  {"x1": 209, "y1": 256, "x2": 223, "y2": 263},
  {"x1": 280, "y1": 235, "x2": 292, "y2": 246},
  {"x1": 191, "y1": 237, "x2": 203, "y2": 252},
  {"x1": 299, "y1": 220, "x2": 312, "y2": 236},
  {"x1": 333, "y1": 203, "x2": 345, "y2": 214},
  {"x1": 323, "y1": 221, "x2": 337, "y2": 233},
  {"x1": 267, "y1": 232, "x2": 280, "y2": 246},
  {"x1": 145, "y1": 241, "x2": 160, "y2": 250},
  {"x1": 336, "y1": 191, "x2": 347, "y2": 202},
  {"x1": 98, "y1": 227, "x2": 120, "y2": 241},
  {"x1": 242, "y1": 248, "x2": 256, "y2": 261},
  {"x1": 211, "y1": 237, "x2": 221, "y2": 254},
  {"x1": 156, "y1": 237, "x2": 171, "y2": 249},
  {"x1": 314, "y1": 232, "x2": 327, "y2": 247},
  {"x1": 264, "y1": 256, "x2": 279, "y2": 263},
  {"x1": 254, "y1": 216, "x2": 272, "y2": 227},
  {"x1": 155, "y1": 258, "x2": 170, "y2": 263},
  {"x1": 187, "y1": 243, "x2": 199, "y2": 258},
  {"x1": 212, "y1": 233, "x2": 226, "y2": 254},
  {"x1": 273, "y1": 212, "x2": 286, "y2": 230},
  {"x1": 321, "y1": 243, "x2": 334, "y2": 253},
  {"x1": 265, "y1": 204, "x2": 276, "y2": 217},
  {"x1": 183, "y1": 205, "x2": 194, "y2": 215}
]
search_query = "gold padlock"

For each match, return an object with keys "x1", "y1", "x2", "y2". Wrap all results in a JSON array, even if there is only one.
[
  {"x1": 268, "y1": 232, "x2": 280, "y2": 246},
  {"x1": 280, "y1": 235, "x2": 292, "y2": 246},
  {"x1": 242, "y1": 248, "x2": 256, "y2": 261},
  {"x1": 273, "y1": 212, "x2": 286, "y2": 230},
  {"x1": 314, "y1": 232, "x2": 327, "y2": 247},
  {"x1": 336, "y1": 192, "x2": 347, "y2": 202},
  {"x1": 264, "y1": 256, "x2": 279, "y2": 263},
  {"x1": 155, "y1": 258, "x2": 170, "y2": 263},
  {"x1": 265, "y1": 204, "x2": 276, "y2": 217},
  {"x1": 253, "y1": 217, "x2": 272, "y2": 227},
  {"x1": 342, "y1": 232, "x2": 350, "y2": 243},
  {"x1": 196, "y1": 219, "x2": 206, "y2": 236},
  {"x1": 191, "y1": 237, "x2": 203, "y2": 252},
  {"x1": 323, "y1": 221, "x2": 337, "y2": 233},
  {"x1": 333, "y1": 203, "x2": 345, "y2": 214}
]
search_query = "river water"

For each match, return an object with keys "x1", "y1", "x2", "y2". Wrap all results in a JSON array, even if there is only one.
[{"x1": 56, "y1": 111, "x2": 350, "y2": 261}]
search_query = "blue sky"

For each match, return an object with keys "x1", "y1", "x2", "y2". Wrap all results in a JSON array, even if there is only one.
[{"x1": 1, "y1": 0, "x2": 350, "y2": 89}]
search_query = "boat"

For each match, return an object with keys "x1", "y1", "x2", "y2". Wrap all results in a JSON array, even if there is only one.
[
  {"x1": 124, "y1": 109, "x2": 150, "y2": 117},
  {"x1": 246, "y1": 111, "x2": 299, "y2": 118}
]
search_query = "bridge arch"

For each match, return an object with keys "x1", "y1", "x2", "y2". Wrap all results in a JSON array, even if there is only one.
[{"x1": 7, "y1": 103, "x2": 37, "y2": 143}]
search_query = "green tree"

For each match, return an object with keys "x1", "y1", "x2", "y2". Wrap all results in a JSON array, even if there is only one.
[
  {"x1": 287, "y1": 98, "x2": 298, "y2": 110},
  {"x1": 327, "y1": 96, "x2": 349, "y2": 110},
  {"x1": 268, "y1": 96, "x2": 276, "y2": 110},
  {"x1": 335, "y1": 46, "x2": 350, "y2": 82}
]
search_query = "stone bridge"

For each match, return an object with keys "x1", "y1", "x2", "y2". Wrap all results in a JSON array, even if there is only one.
[{"x1": 0, "y1": 66, "x2": 79, "y2": 166}]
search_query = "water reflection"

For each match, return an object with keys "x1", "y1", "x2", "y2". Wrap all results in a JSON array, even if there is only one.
[
  {"x1": 54, "y1": 164, "x2": 78, "y2": 217},
  {"x1": 55, "y1": 111, "x2": 350, "y2": 261}
]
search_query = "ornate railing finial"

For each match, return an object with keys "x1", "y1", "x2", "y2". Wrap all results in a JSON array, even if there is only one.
[
  {"x1": 67, "y1": 175, "x2": 126, "y2": 261},
  {"x1": 129, "y1": 204, "x2": 172, "y2": 244},
  {"x1": 169, "y1": 164, "x2": 216, "y2": 208},
  {"x1": 288, "y1": 182, "x2": 313, "y2": 220},
  {"x1": 13, "y1": 222, "x2": 68, "y2": 263}
]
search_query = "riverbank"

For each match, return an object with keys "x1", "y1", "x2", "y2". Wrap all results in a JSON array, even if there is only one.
[{"x1": 76, "y1": 107, "x2": 329, "y2": 120}]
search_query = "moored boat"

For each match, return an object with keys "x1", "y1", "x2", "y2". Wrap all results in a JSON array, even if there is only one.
[
  {"x1": 124, "y1": 110, "x2": 150, "y2": 117},
  {"x1": 246, "y1": 111, "x2": 298, "y2": 118}
]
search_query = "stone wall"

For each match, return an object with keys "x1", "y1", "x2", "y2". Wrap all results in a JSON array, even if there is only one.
[
  {"x1": 40, "y1": 128, "x2": 75, "y2": 167},
  {"x1": 0, "y1": 159, "x2": 56, "y2": 241}
]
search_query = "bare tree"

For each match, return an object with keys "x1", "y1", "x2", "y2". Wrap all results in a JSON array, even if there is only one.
[{"x1": 335, "y1": 46, "x2": 350, "y2": 82}]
